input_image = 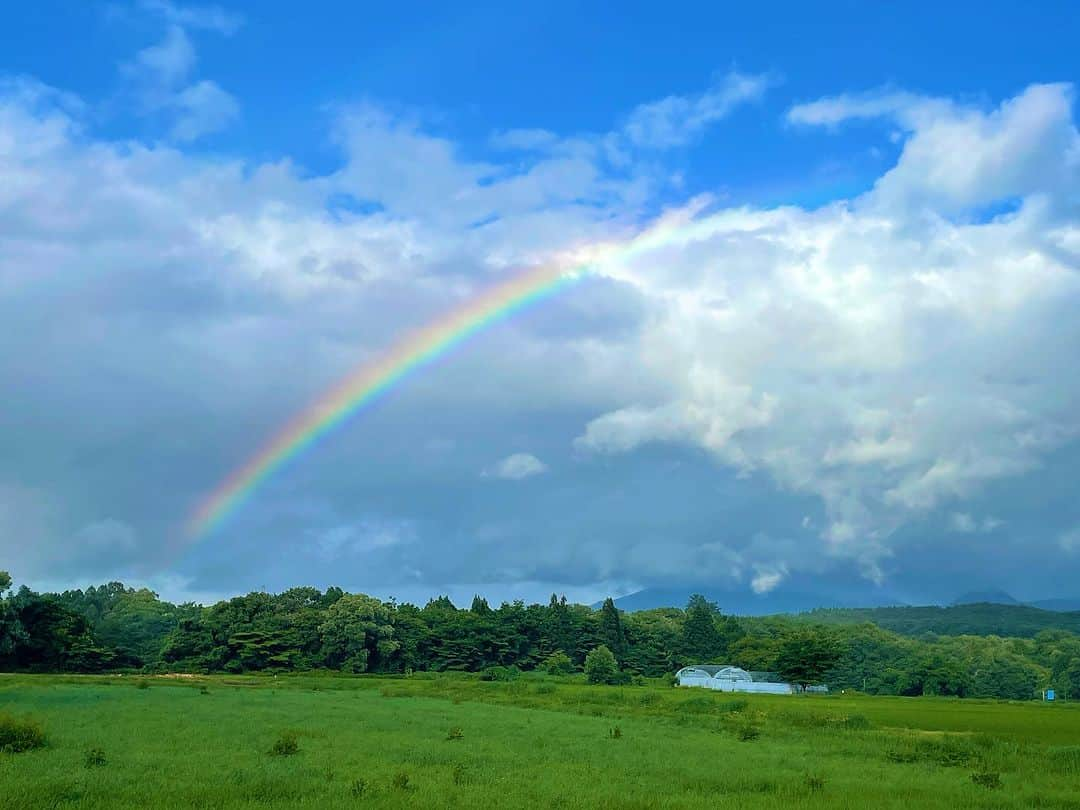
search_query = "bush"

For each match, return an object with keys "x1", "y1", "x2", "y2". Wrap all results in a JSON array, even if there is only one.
[
  {"x1": 269, "y1": 731, "x2": 299, "y2": 757},
  {"x1": 543, "y1": 651, "x2": 574, "y2": 676},
  {"x1": 584, "y1": 645, "x2": 620, "y2": 685},
  {"x1": 479, "y1": 666, "x2": 520, "y2": 682},
  {"x1": 737, "y1": 724, "x2": 761, "y2": 742},
  {"x1": 84, "y1": 748, "x2": 107, "y2": 768},
  {"x1": 135, "y1": 679, "x2": 150, "y2": 690},
  {"x1": 804, "y1": 773, "x2": 826, "y2": 792},
  {"x1": 446, "y1": 726, "x2": 464, "y2": 741},
  {"x1": 0, "y1": 713, "x2": 46, "y2": 753},
  {"x1": 971, "y1": 771, "x2": 1002, "y2": 790}
]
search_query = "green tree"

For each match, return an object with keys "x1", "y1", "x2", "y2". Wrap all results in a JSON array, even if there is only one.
[
  {"x1": 543, "y1": 650, "x2": 574, "y2": 675},
  {"x1": 584, "y1": 644, "x2": 619, "y2": 684},
  {"x1": 775, "y1": 628, "x2": 843, "y2": 690},
  {"x1": 319, "y1": 594, "x2": 400, "y2": 673},
  {"x1": 597, "y1": 598, "x2": 627, "y2": 662},
  {"x1": 679, "y1": 594, "x2": 724, "y2": 663}
]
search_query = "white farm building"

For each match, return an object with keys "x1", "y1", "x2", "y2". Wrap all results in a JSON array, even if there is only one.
[{"x1": 675, "y1": 665, "x2": 823, "y2": 694}]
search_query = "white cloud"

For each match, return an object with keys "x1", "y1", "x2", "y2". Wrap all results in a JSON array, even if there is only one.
[
  {"x1": 578, "y1": 83, "x2": 1080, "y2": 576},
  {"x1": 140, "y1": 0, "x2": 244, "y2": 35},
  {"x1": 949, "y1": 513, "x2": 1003, "y2": 534},
  {"x1": 622, "y1": 70, "x2": 773, "y2": 149},
  {"x1": 484, "y1": 453, "x2": 549, "y2": 480},
  {"x1": 121, "y1": 9, "x2": 240, "y2": 141},
  {"x1": 312, "y1": 520, "x2": 414, "y2": 560},
  {"x1": 1060, "y1": 526, "x2": 1080, "y2": 554},
  {"x1": 169, "y1": 79, "x2": 239, "y2": 140},
  {"x1": 750, "y1": 563, "x2": 788, "y2": 594},
  {"x1": 1, "y1": 74, "x2": 1078, "y2": 595},
  {"x1": 126, "y1": 25, "x2": 197, "y2": 86}
]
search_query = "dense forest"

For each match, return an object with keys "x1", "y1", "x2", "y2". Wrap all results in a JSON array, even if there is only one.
[
  {"x1": 2, "y1": 571, "x2": 1079, "y2": 701},
  {"x1": 801, "y1": 603, "x2": 1080, "y2": 638}
]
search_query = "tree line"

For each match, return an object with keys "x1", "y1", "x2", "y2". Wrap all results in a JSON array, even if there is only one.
[{"x1": 2, "y1": 571, "x2": 1078, "y2": 700}]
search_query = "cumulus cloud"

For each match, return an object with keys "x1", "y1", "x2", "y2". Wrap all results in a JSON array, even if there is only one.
[
  {"x1": 579, "y1": 82, "x2": 1080, "y2": 577},
  {"x1": 1, "y1": 72, "x2": 1079, "y2": 599},
  {"x1": 121, "y1": 8, "x2": 240, "y2": 140},
  {"x1": 484, "y1": 453, "x2": 549, "y2": 480}
]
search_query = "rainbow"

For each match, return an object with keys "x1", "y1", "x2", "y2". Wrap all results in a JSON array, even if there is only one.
[
  {"x1": 186, "y1": 207, "x2": 710, "y2": 540},
  {"x1": 187, "y1": 258, "x2": 593, "y2": 538}
]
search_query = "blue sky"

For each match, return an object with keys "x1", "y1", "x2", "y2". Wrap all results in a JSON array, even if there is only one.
[{"x1": 2, "y1": 1, "x2": 1079, "y2": 607}]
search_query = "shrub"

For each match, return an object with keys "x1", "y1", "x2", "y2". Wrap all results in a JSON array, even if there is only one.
[
  {"x1": 971, "y1": 771, "x2": 1002, "y2": 790},
  {"x1": 839, "y1": 714, "x2": 872, "y2": 730},
  {"x1": 84, "y1": 748, "x2": 107, "y2": 768},
  {"x1": 269, "y1": 731, "x2": 299, "y2": 757},
  {"x1": 479, "y1": 666, "x2": 520, "y2": 682},
  {"x1": 737, "y1": 724, "x2": 761, "y2": 742},
  {"x1": 543, "y1": 650, "x2": 574, "y2": 676},
  {"x1": 446, "y1": 726, "x2": 464, "y2": 741},
  {"x1": 0, "y1": 713, "x2": 46, "y2": 753},
  {"x1": 584, "y1": 645, "x2": 620, "y2": 685},
  {"x1": 135, "y1": 680, "x2": 150, "y2": 690},
  {"x1": 805, "y1": 773, "x2": 826, "y2": 792}
]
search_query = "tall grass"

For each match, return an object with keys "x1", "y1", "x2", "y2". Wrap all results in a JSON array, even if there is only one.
[{"x1": 0, "y1": 673, "x2": 1077, "y2": 809}]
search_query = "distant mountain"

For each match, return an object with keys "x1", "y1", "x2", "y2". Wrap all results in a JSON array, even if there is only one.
[
  {"x1": 1029, "y1": 598, "x2": 1080, "y2": 612},
  {"x1": 804, "y1": 602, "x2": 1080, "y2": 638},
  {"x1": 602, "y1": 582, "x2": 906, "y2": 616},
  {"x1": 951, "y1": 589, "x2": 1019, "y2": 606}
]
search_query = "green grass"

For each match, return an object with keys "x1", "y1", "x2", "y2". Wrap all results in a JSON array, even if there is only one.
[{"x1": 1, "y1": 673, "x2": 1078, "y2": 808}]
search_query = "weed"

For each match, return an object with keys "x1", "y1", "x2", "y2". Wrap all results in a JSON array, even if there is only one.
[
  {"x1": 268, "y1": 731, "x2": 299, "y2": 757},
  {"x1": 804, "y1": 773, "x2": 826, "y2": 792},
  {"x1": 446, "y1": 726, "x2": 464, "y2": 741},
  {"x1": 533, "y1": 683, "x2": 556, "y2": 695},
  {"x1": 609, "y1": 726, "x2": 622, "y2": 739},
  {"x1": 391, "y1": 771, "x2": 411, "y2": 791},
  {"x1": 971, "y1": 771, "x2": 1002, "y2": 790},
  {"x1": 199, "y1": 685, "x2": 210, "y2": 695},
  {"x1": 839, "y1": 714, "x2": 872, "y2": 730},
  {"x1": 0, "y1": 713, "x2": 46, "y2": 753},
  {"x1": 135, "y1": 679, "x2": 150, "y2": 690},
  {"x1": 83, "y1": 747, "x2": 107, "y2": 768},
  {"x1": 349, "y1": 778, "x2": 367, "y2": 798},
  {"x1": 452, "y1": 763, "x2": 468, "y2": 785},
  {"x1": 737, "y1": 724, "x2": 761, "y2": 742}
]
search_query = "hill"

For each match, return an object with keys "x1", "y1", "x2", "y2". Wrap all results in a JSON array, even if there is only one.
[
  {"x1": 800, "y1": 602, "x2": 1080, "y2": 638},
  {"x1": 604, "y1": 583, "x2": 906, "y2": 615}
]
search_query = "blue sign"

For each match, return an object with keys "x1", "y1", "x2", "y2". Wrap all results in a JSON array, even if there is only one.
[{"x1": 1046, "y1": 689, "x2": 1056, "y2": 701}]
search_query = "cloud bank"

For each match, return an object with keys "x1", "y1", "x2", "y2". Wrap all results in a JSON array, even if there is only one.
[{"x1": 1, "y1": 57, "x2": 1078, "y2": 601}]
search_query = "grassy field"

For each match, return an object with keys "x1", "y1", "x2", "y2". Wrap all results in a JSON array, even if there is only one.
[{"x1": 1, "y1": 673, "x2": 1078, "y2": 808}]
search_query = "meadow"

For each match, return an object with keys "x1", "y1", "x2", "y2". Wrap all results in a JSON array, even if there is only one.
[{"x1": 1, "y1": 672, "x2": 1078, "y2": 809}]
